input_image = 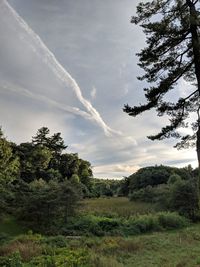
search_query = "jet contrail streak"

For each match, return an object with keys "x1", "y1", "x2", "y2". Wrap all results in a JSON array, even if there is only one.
[
  {"x1": 3, "y1": 0, "x2": 115, "y2": 136},
  {"x1": 1, "y1": 82, "x2": 92, "y2": 120}
]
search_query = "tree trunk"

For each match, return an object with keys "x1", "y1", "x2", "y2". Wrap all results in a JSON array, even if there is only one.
[
  {"x1": 187, "y1": 0, "x2": 200, "y2": 203},
  {"x1": 197, "y1": 125, "x2": 200, "y2": 201},
  {"x1": 197, "y1": 126, "x2": 200, "y2": 170}
]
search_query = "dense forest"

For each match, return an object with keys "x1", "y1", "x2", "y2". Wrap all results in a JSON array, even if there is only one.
[{"x1": 0, "y1": 127, "x2": 94, "y2": 231}]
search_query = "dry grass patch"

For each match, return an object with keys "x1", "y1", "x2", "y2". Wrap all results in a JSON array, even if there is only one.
[{"x1": 0, "y1": 239, "x2": 43, "y2": 261}]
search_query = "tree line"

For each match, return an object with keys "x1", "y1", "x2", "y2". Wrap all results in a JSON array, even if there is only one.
[
  {"x1": 0, "y1": 126, "x2": 93, "y2": 232},
  {"x1": 120, "y1": 165, "x2": 199, "y2": 220}
]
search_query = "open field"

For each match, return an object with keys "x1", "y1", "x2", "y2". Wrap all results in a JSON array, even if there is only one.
[
  {"x1": 78, "y1": 197, "x2": 158, "y2": 217},
  {"x1": 1, "y1": 198, "x2": 200, "y2": 266},
  {"x1": 1, "y1": 222, "x2": 200, "y2": 266}
]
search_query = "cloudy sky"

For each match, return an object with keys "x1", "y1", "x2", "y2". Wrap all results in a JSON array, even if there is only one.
[{"x1": 0, "y1": 0, "x2": 197, "y2": 178}]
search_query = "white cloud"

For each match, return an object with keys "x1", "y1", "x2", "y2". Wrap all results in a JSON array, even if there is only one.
[
  {"x1": 93, "y1": 164, "x2": 140, "y2": 178},
  {"x1": 91, "y1": 86, "x2": 97, "y2": 99}
]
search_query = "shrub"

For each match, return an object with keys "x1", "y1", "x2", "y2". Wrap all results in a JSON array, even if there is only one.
[
  {"x1": 30, "y1": 248, "x2": 89, "y2": 267},
  {"x1": 97, "y1": 218, "x2": 120, "y2": 232},
  {"x1": 63, "y1": 212, "x2": 189, "y2": 237},
  {"x1": 169, "y1": 179, "x2": 199, "y2": 220},
  {"x1": 123, "y1": 214, "x2": 160, "y2": 235},
  {"x1": 130, "y1": 184, "x2": 170, "y2": 208},
  {"x1": 157, "y1": 212, "x2": 189, "y2": 229},
  {"x1": 167, "y1": 173, "x2": 182, "y2": 185},
  {"x1": 123, "y1": 212, "x2": 188, "y2": 235},
  {"x1": 0, "y1": 232, "x2": 10, "y2": 245},
  {"x1": 42, "y1": 235, "x2": 68, "y2": 248},
  {"x1": 0, "y1": 252, "x2": 23, "y2": 267}
]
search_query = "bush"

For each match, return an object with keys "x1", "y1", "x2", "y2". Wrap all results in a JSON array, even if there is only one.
[
  {"x1": 30, "y1": 248, "x2": 89, "y2": 267},
  {"x1": 43, "y1": 236, "x2": 68, "y2": 248},
  {"x1": 0, "y1": 232, "x2": 10, "y2": 245},
  {"x1": 122, "y1": 212, "x2": 189, "y2": 235},
  {"x1": 157, "y1": 212, "x2": 189, "y2": 229},
  {"x1": 123, "y1": 214, "x2": 160, "y2": 235},
  {"x1": 169, "y1": 179, "x2": 199, "y2": 220},
  {"x1": 0, "y1": 252, "x2": 23, "y2": 267},
  {"x1": 63, "y1": 212, "x2": 189, "y2": 236},
  {"x1": 130, "y1": 184, "x2": 170, "y2": 207},
  {"x1": 97, "y1": 218, "x2": 120, "y2": 232}
]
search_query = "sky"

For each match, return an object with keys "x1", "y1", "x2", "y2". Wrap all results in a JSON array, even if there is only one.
[{"x1": 0, "y1": 0, "x2": 198, "y2": 178}]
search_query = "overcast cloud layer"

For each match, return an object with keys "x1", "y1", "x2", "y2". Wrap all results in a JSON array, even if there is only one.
[{"x1": 0, "y1": 0, "x2": 197, "y2": 178}]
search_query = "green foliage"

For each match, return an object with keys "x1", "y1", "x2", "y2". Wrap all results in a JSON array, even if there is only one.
[
  {"x1": 70, "y1": 174, "x2": 80, "y2": 184},
  {"x1": 127, "y1": 165, "x2": 200, "y2": 216},
  {"x1": 0, "y1": 216, "x2": 26, "y2": 237},
  {"x1": 14, "y1": 179, "x2": 80, "y2": 232},
  {"x1": 0, "y1": 215, "x2": 199, "y2": 267},
  {"x1": 123, "y1": 212, "x2": 188, "y2": 235},
  {"x1": 0, "y1": 252, "x2": 23, "y2": 267},
  {"x1": 0, "y1": 129, "x2": 19, "y2": 184},
  {"x1": 29, "y1": 248, "x2": 89, "y2": 267},
  {"x1": 117, "y1": 177, "x2": 130, "y2": 197},
  {"x1": 157, "y1": 212, "x2": 189, "y2": 229},
  {"x1": 0, "y1": 130, "x2": 19, "y2": 216},
  {"x1": 12, "y1": 127, "x2": 93, "y2": 191},
  {"x1": 42, "y1": 236, "x2": 68, "y2": 248},
  {"x1": 0, "y1": 125, "x2": 96, "y2": 233},
  {"x1": 12, "y1": 142, "x2": 53, "y2": 183},
  {"x1": 130, "y1": 184, "x2": 170, "y2": 207},
  {"x1": 62, "y1": 212, "x2": 188, "y2": 236},
  {"x1": 128, "y1": 165, "x2": 192, "y2": 192},
  {"x1": 89, "y1": 179, "x2": 119, "y2": 197},
  {"x1": 32, "y1": 127, "x2": 67, "y2": 154},
  {"x1": 124, "y1": 0, "x2": 200, "y2": 149},
  {"x1": 167, "y1": 173, "x2": 182, "y2": 185},
  {"x1": 169, "y1": 178, "x2": 199, "y2": 220}
]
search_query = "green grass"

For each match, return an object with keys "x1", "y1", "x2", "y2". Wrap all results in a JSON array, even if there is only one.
[
  {"x1": 0, "y1": 216, "x2": 26, "y2": 237},
  {"x1": 1, "y1": 224, "x2": 200, "y2": 266},
  {"x1": 0, "y1": 198, "x2": 199, "y2": 266},
  {"x1": 79, "y1": 197, "x2": 157, "y2": 217}
]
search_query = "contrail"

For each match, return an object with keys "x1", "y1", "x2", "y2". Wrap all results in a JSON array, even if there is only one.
[
  {"x1": 1, "y1": 82, "x2": 92, "y2": 120},
  {"x1": 3, "y1": 0, "x2": 115, "y2": 136}
]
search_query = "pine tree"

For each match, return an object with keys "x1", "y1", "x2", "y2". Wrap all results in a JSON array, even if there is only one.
[
  {"x1": 32, "y1": 127, "x2": 67, "y2": 154},
  {"x1": 124, "y1": 0, "x2": 200, "y2": 165}
]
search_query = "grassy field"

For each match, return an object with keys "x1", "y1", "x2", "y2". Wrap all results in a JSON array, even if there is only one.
[
  {"x1": 1, "y1": 223, "x2": 200, "y2": 266},
  {"x1": 1, "y1": 198, "x2": 200, "y2": 266},
  {"x1": 78, "y1": 197, "x2": 157, "y2": 217}
]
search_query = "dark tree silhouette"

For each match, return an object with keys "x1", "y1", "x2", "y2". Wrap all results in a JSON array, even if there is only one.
[{"x1": 124, "y1": 0, "x2": 200, "y2": 167}]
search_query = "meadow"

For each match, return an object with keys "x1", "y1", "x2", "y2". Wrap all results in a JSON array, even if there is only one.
[
  {"x1": 78, "y1": 197, "x2": 157, "y2": 217},
  {"x1": 1, "y1": 197, "x2": 200, "y2": 267}
]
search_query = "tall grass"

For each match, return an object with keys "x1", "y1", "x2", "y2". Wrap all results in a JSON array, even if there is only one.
[
  {"x1": 2, "y1": 224, "x2": 200, "y2": 266},
  {"x1": 79, "y1": 197, "x2": 157, "y2": 218}
]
